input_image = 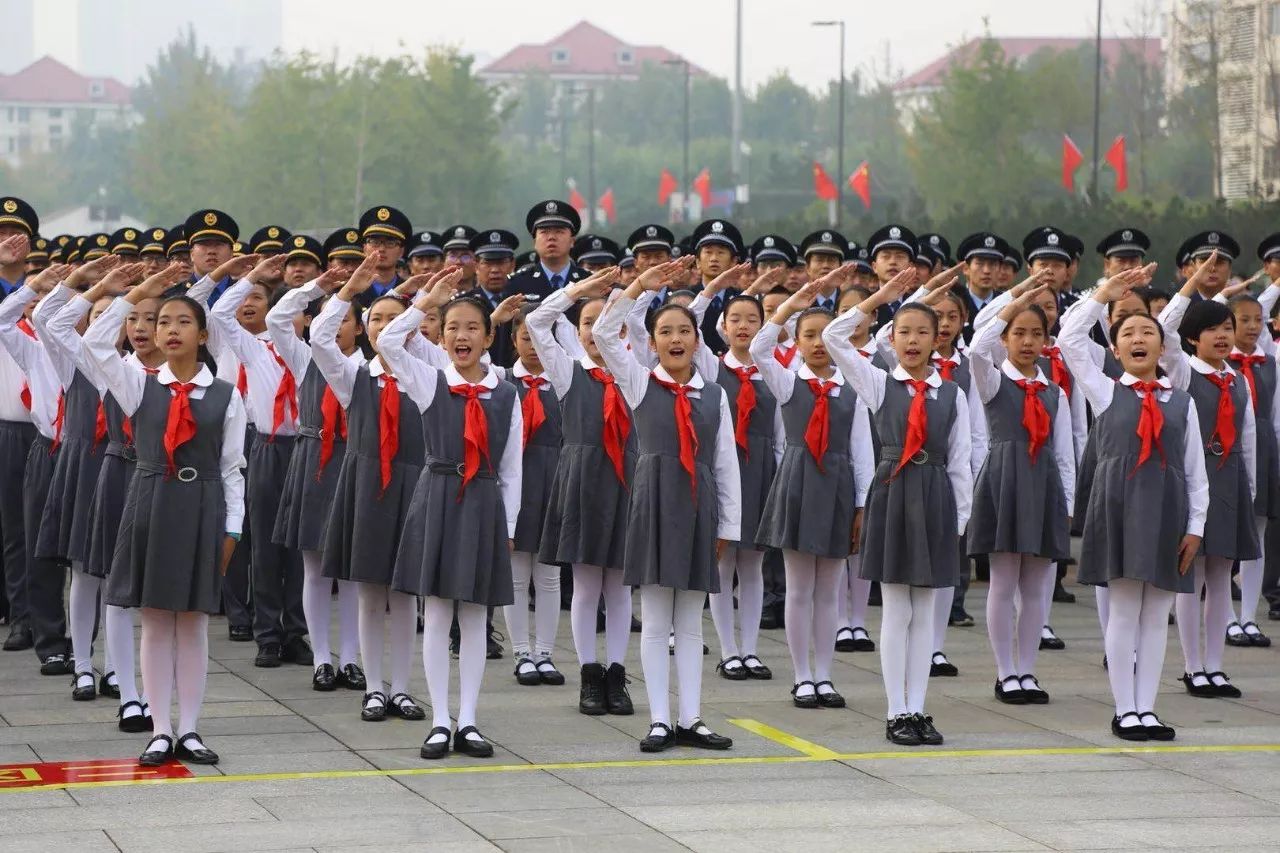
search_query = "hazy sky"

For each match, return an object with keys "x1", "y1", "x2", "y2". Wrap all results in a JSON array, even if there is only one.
[{"x1": 280, "y1": 0, "x2": 1164, "y2": 90}]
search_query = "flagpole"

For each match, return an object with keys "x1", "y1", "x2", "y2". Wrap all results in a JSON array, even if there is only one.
[
  {"x1": 1090, "y1": 0, "x2": 1103, "y2": 202},
  {"x1": 813, "y1": 20, "x2": 846, "y2": 227}
]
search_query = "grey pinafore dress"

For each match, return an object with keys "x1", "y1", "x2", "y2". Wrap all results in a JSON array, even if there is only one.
[
  {"x1": 274, "y1": 361, "x2": 348, "y2": 551},
  {"x1": 1187, "y1": 370, "x2": 1260, "y2": 561},
  {"x1": 621, "y1": 377, "x2": 725, "y2": 593},
  {"x1": 37, "y1": 370, "x2": 106, "y2": 564},
  {"x1": 510, "y1": 373, "x2": 562, "y2": 554},
  {"x1": 755, "y1": 374, "x2": 856, "y2": 559},
  {"x1": 1240, "y1": 354, "x2": 1280, "y2": 518},
  {"x1": 1077, "y1": 384, "x2": 1193, "y2": 593},
  {"x1": 858, "y1": 379, "x2": 961, "y2": 588},
  {"x1": 968, "y1": 373, "x2": 1070, "y2": 559},
  {"x1": 717, "y1": 361, "x2": 777, "y2": 551},
  {"x1": 391, "y1": 372, "x2": 515, "y2": 606},
  {"x1": 537, "y1": 363, "x2": 635, "y2": 569},
  {"x1": 85, "y1": 392, "x2": 134, "y2": 579},
  {"x1": 106, "y1": 376, "x2": 233, "y2": 613},
  {"x1": 322, "y1": 367, "x2": 425, "y2": 586}
]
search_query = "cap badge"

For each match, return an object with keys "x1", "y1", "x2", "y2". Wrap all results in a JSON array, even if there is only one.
[
  {"x1": 376, "y1": 208, "x2": 390, "y2": 222},
  {"x1": 591, "y1": 238, "x2": 602, "y2": 249},
  {"x1": 930, "y1": 235, "x2": 940, "y2": 246},
  {"x1": 96, "y1": 235, "x2": 108, "y2": 247},
  {"x1": 1121, "y1": 229, "x2": 1133, "y2": 241},
  {"x1": 763, "y1": 237, "x2": 774, "y2": 247},
  {"x1": 1047, "y1": 233, "x2": 1059, "y2": 246},
  {"x1": 1208, "y1": 232, "x2": 1220, "y2": 244},
  {"x1": 546, "y1": 202, "x2": 558, "y2": 213},
  {"x1": 645, "y1": 226, "x2": 657, "y2": 238},
  {"x1": 2, "y1": 200, "x2": 15, "y2": 213},
  {"x1": 889, "y1": 226, "x2": 901, "y2": 239},
  {"x1": 124, "y1": 229, "x2": 135, "y2": 240},
  {"x1": 268, "y1": 227, "x2": 279, "y2": 238},
  {"x1": 983, "y1": 236, "x2": 995, "y2": 248},
  {"x1": 204, "y1": 212, "x2": 217, "y2": 226},
  {"x1": 455, "y1": 227, "x2": 466, "y2": 237},
  {"x1": 152, "y1": 229, "x2": 164, "y2": 240},
  {"x1": 711, "y1": 221, "x2": 724, "y2": 233},
  {"x1": 293, "y1": 236, "x2": 305, "y2": 247},
  {"x1": 821, "y1": 232, "x2": 831, "y2": 242},
  {"x1": 346, "y1": 230, "x2": 359, "y2": 243}
]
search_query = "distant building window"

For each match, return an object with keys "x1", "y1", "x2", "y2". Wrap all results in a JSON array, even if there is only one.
[
  {"x1": 551, "y1": 48, "x2": 570, "y2": 65},
  {"x1": 49, "y1": 123, "x2": 61, "y2": 136},
  {"x1": 16, "y1": 108, "x2": 28, "y2": 123},
  {"x1": 617, "y1": 49, "x2": 634, "y2": 65},
  {"x1": 48, "y1": 108, "x2": 61, "y2": 118}
]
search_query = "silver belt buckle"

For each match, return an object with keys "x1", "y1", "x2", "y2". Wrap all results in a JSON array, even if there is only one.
[
  {"x1": 315, "y1": 428, "x2": 327, "y2": 440},
  {"x1": 177, "y1": 466, "x2": 199, "y2": 482},
  {"x1": 911, "y1": 450, "x2": 930, "y2": 465},
  {"x1": 455, "y1": 463, "x2": 466, "y2": 476},
  {"x1": 1209, "y1": 440, "x2": 1225, "y2": 457}
]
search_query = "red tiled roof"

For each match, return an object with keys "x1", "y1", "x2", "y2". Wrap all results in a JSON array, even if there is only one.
[
  {"x1": 895, "y1": 37, "x2": 1162, "y2": 91},
  {"x1": 0, "y1": 56, "x2": 130, "y2": 105},
  {"x1": 479, "y1": 20, "x2": 702, "y2": 77}
]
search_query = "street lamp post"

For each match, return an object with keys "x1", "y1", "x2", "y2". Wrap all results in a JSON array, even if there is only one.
[
  {"x1": 813, "y1": 20, "x2": 846, "y2": 227},
  {"x1": 664, "y1": 58, "x2": 691, "y2": 219}
]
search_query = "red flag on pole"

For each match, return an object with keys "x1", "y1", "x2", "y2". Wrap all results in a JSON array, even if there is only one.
[
  {"x1": 568, "y1": 185, "x2": 588, "y2": 214},
  {"x1": 598, "y1": 188, "x2": 616, "y2": 223},
  {"x1": 692, "y1": 168, "x2": 712, "y2": 208},
  {"x1": 812, "y1": 162, "x2": 838, "y2": 201},
  {"x1": 658, "y1": 169, "x2": 678, "y2": 205},
  {"x1": 848, "y1": 161, "x2": 871, "y2": 210},
  {"x1": 1062, "y1": 134, "x2": 1084, "y2": 192},
  {"x1": 1105, "y1": 135, "x2": 1128, "y2": 192}
]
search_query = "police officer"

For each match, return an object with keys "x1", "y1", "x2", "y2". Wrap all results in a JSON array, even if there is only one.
[
  {"x1": 282, "y1": 235, "x2": 325, "y2": 289},
  {"x1": 465, "y1": 229, "x2": 520, "y2": 364},
  {"x1": 406, "y1": 231, "x2": 445, "y2": 277},
  {"x1": 442, "y1": 225, "x2": 478, "y2": 291},
  {"x1": 180, "y1": 209, "x2": 239, "y2": 302},
  {"x1": 866, "y1": 223, "x2": 918, "y2": 328},
  {"x1": 797, "y1": 229, "x2": 846, "y2": 311},
  {"x1": 572, "y1": 234, "x2": 621, "y2": 272},
  {"x1": 323, "y1": 228, "x2": 364, "y2": 277},
  {"x1": 356, "y1": 205, "x2": 411, "y2": 308},
  {"x1": 137, "y1": 228, "x2": 169, "y2": 276},
  {"x1": 688, "y1": 218, "x2": 744, "y2": 354},
  {"x1": 749, "y1": 234, "x2": 797, "y2": 277},
  {"x1": 25, "y1": 237, "x2": 49, "y2": 275},
  {"x1": 501, "y1": 200, "x2": 587, "y2": 305}
]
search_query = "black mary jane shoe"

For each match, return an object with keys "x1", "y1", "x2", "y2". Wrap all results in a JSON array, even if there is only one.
[
  {"x1": 419, "y1": 726, "x2": 451, "y2": 760},
  {"x1": 640, "y1": 722, "x2": 676, "y2": 753},
  {"x1": 360, "y1": 690, "x2": 389, "y2": 722},
  {"x1": 1243, "y1": 622, "x2": 1272, "y2": 648},
  {"x1": 929, "y1": 653, "x2": 958, "y2": 678},
  {"x1": 814, "y1": 681, "x2": 846, "y2": 709},
  {"x1": 514, "y1": 656, "x2": 541, "y2": 686},
  {"x1": 1179, "y1": 671, "x2": 1217, "y2": 698},
  {"x1": 117, "y1": 700, "x2": 151, "y2": 733},
  {"x1": 1039, "y1": 626, "x2": 1066, "y2": 651},
  {"x1": 1139, "y1": 712, "x2": 1175, "y2": 741},
  {"x1": 1111, "y1": 712, "x2": 1149, "y2": 741},
  {"x1": 675, "y1": 719, "x2": 733, "y2": 750},
  {"x1": 911, "y1": 713, "x2": 944, "y2": 745},
  {"x1": 741, "y1": 655, "x2": 772, "y2": 680},
  {"x1": 40, "y1": 653, "x2": 71, "y2": 676},
  {"x1": 387, "y1": 692, "x2": 427, "y2": 720},
  {"x1": 453, "y1": 725, "x2": 495, "y2": 758},
  {"x1": 994, "y1": 676, "x2": 1026, "y2": 705},
  {"x1": 791, "y1": 681, "x2": 819, "y2": 709},
  {"x1": 536, "y1": 657, "x2": 566, "y2": 686},
  {"x1": 175, "y1": 732, "x2": 219, "y2": 765},
  {"x1": 850, "y1": 627, "x2": 876, "y2": 652},
  {"x1": 886, "y1": 714, "x2": 922, "y2": 746},
  {"x1": 716, "y1": 656, "x2": 749, "y2": 681},
  {"x1": 834, "y1": 627, "x2": 857, "y2": 652},
  {"x1": 1225, "y1": 622, "x2": 1252, "y2": 647},
  {"x1": 1207, "y1": 671, "x2": 1242, "y2": 698},
  {"x1": 312, "y1": 662, "x2": 337, "y2": 692},
  {"x1": 138, "y1": 734, "x2": 174, "y2": 767},
  {"x1": 99, "y1": 671, "x2": 120, "y2": 698},
  {"x1": 1019, "y1": 675, "x2": 1049, "y2": 705},
  {"x1": 72, "y1": 672, "x2": 97, "y2": 701},
  {"x1": 336, "y1": 663, "x2": 367, "y2": 690}
]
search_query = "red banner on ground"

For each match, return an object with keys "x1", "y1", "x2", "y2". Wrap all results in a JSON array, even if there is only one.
[{"x1": 0, "y1": 758, "x2": 193, "y2": 790}]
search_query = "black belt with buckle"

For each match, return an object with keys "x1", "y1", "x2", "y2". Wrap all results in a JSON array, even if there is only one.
[
  {"x1": 105, "y1": 441, "x2": 136, "y2": 462},
  {"x1": 426, "y1": 456, "x2": 496, "y2": 479},
  {"x1": 135, "y1": 460, "x2": 220, "y2": 482},
  {"x1": 297, "y1": 425, "x2": 326, "y2": 440},
  {"x1": 881, "y1": 446, "x2": 945, "y2": 467},
  {"x1": 1207, "y1": 439, "x2": 1227, "y2": 457}
]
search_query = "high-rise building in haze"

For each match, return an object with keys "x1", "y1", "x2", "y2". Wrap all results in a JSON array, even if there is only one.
[
  {"x1": 0, "y1": 0, "x2": 37, "y2": 74},
  {"x1": 76, "y1": 0, "x2": 283, "y2": 83}
]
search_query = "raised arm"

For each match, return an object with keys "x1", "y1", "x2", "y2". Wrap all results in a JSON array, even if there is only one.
[
  {"x1": 824, "y1": 271, "x2": 914, "y2": 413},
  {"x1": 1155, "y1": 292, "x2": 1192, "y2": 391},
  {"x1": 310, "y1": 295, "x2": 361, "y2": 407},
  {"x1": 623, "y1": 289, "x2": 657, "y2": 368},
  {"x1": 81, "y1": 297, "x2": 146, "y2": 415},
  {"x1": 32, "y1": 282, "x2": 77, "y2": 386},
  {"x1": 1060, "y1": 286, "x2": 1131, "y2": 415},
  {"x1": 266, "y1": 278, "x2": 327, "y2": 380},
  {"x1": 595, "y1": 291, "x2": 656, "y2": 408},
  {"x1": 498, "y1": 390, "x2": 524, "y2": 539},
  {"x1": 526, "y1": 289, "x2": 580, "y2": 398},
  {"x1": 749, "y1": 322, "x2": 798, "y2": 404},
  {"x1": 0, "y1": 285, "x2": 44, "y2": 375},
  {"x1": 378, "y1": 304, "x2": 440, "y2": 413}
]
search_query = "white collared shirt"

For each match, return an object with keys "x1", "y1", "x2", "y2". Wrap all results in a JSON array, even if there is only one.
[
  {"x1": 378, "y1": 305, "x2": 523, "y2": 539},
  {"x1": 82, "y1": 297, "x2": 246, "y2": 534},
  {"x1": 1059, "y1": 297, "x2": 1210, "y2": 536},
  {"x1": 0, "y1": 285, "x2": 57, "y2": 435}
]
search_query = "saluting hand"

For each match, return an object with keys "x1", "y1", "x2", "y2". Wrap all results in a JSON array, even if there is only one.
[
  {"x1": 567, "y1": 265, "x2": 619, "y2": 300},
  {"x1": 923, "y1": 261, "x2": 965, "y2": 292},
  {"x1": 703, "y1": 261, "x2": 751, "y2": 298},
  {"x1": 210, "y1": 254, "x2": 261, "y2": 284},
  {"x1": 67, "y1": 253, "x2": 120, "y2": 289},
  {"x1": 95, "y1": 262, "x2": 147, "y2": 297},
  {"x1": 0, "y1": 234, "x2": 29, "y2": 266},
  {"x1": 1220, "y1": 270, "x2": 1263, "y2": 299},
  {"x1": 247, "y1": 254, "x2": 288, "y2": 285},
  {"x1": 25, "y1": 263, "x2": 72, "y2": 296},
  {"x1": 340, "y1": 251, "x2": 382, "y2": 298},
  {"x1": 742, "y1": 266, "x2": 787, "y2": 297},
  {"x1": 314, "y1": 267, "x2": 350, "y2": 294},
  {"x1": 489, "y1": 294, "x2": 526, "y2": 326},
  {"x1": 127, "y1": 261, "x2": 190, "y2": 303}
]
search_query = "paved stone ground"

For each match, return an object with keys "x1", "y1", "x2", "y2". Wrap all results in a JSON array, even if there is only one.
[{"x1": 1, "y1": 573, "x2": 1278, "y2": 852}]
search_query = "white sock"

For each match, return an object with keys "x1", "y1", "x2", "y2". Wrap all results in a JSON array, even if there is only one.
[
  {"x1": 1015, "y1": 557, "x2": 1053, "y2": 675},
  {"x1": 69, "y1": 567, "x2": 101, "y2": 675},
  {"x1": 848, "y1": 556, "x2": 871, "y2": 629},
  {"x1": 639, "y1": 585, "x2": 674, "y2": 725},
  {"x1": 878, "y1": 584, "x2": 913, "y2": 718},
  {"x1": 174, "y1": 611, "x2": 209, "y2": 734},
  {"x1": 1176, "y1": 557, "x2": 1208, "y2": 673},
  {"x1": 139, "y1": 608, "x2": 176, "y2": 738},
  {"x1": 1201, "y1": 556, "x2": 1233, "y2": 673},
  {"x1": 1096, "y1": 585, "x2": 1110, "y2": 636},
  {"x1": 736, "y1": 550, "x2": 764, "y2": 656},
  {"x1": 531, "y1": 560, "x2": 561, "y2": 657},
  {"x1": 104, "y1": 605, "x2": 139, "y2": 705},
  {"x1": 570, "y1": 563, "x2": 603, "y2": 665},
  {"x1": 905, "y1": 587, "x2": 937, "y2": 714},
  {"x1": 986, "y1": 552, "x2": 1020, "y2": 679},
  {"x1": 357, "y1": 582, "x2": 388, "y2": 692},
  {"x1": 1135, "y1": 583, "x2": 1175, "y2": 713},
  {"x1": 1239, "y1": 516, "x2": 1268, "y2": 628},
  {"x1": 602, "y1": 568, "x2": 631, "y2": 666}
]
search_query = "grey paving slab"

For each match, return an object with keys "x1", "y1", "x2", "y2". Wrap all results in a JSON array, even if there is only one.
[
  {"x1": 454, "y1": 806, "x2": 654, "y2": 840},
  {"x1": 106, "y1": 814, "x2": 482, "y2": 853},
  {"x1": 622, "y1": 797, "x2": 974, "y2": 832},
  {"x1": 0, "y1": 798, "x2": 277, "y2": 835},
  {"x1": 671, "y1": 823, "x2": 1051, "y2": 852},
  {"x1": 318, "y1": 843, "x2": 500, "y2": 853},
  {"x1": 253, "y1": 789, "x2": 445, "y2": 819},
  {"x1": 0, "y1": 829, "x2": 121, "y2": 853},
  {"x1": 1006, "y1": 816, "x2": 1280, "y2": 849},
  {"x1": 494, "y1": 831, "x2": 690, "y2": 852}
]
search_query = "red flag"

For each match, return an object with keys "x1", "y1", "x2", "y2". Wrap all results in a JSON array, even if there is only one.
[
  {"x1": 568, "y1": 186, "x2": 588, "y2": 214},
  {"x1": 812, "y1": 162, "x2": 838, "y2": 201},
  {"x1": 692, "y1": 168, "x2": 712, "y2": 208},
  {"x1": 1105, "y1": 134, "x2": 1128, "y2": 192},
  {"x1": 848, "y1": 161, "x2": 871, "y2": 210},
  {"x1": 658, "y1": 169, "x2": 678, "y2": 205},
  {"x1": 1062, "y1": 134, "x2": 1084, "y2": 192},
  {"x1": 599, "y1": 188, "x2": 616, "y2": 223}
]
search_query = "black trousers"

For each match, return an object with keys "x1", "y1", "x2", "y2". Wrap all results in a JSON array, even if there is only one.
[
  {"x1": 0, "y1": 421, "x2": 34, "y2": 630},
  {"x1": 248, "y1": 433, "x2": 305, "y2": 647},
  {"x1": 23, "y1": 435, "x2": 66, "y2": 660}
]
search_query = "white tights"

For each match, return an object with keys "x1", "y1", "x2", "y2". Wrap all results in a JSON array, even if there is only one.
[
  {"x1": 357, "y1": 583, "x2": 415, "y2": 698},
  {"x1": 138, "y1": 608, "x2": 209, "y2": 739},
  {"x1": 422, "y1": 596, "x2": 486, "y2": 730},
  {"x1": 104, "y1": 605, "x2": 139, "y2": 705},
  {"x1": 1234, "y1": 516, "x2": 1268, "y2": 628},
  {"x1": 1176, "y1": 555, "x2": 1233, "y2": 674},
  {"x1": 708, "y1": 546, "x2": 764, "y2": 660},
  {"x1": 301, "y1": 550, "x2": 359, "y2": 669},
  {"x1": 69, "y1": 565, "x2": 110, "y2": 676},
  {"x1": 836, "y1": 555, "x2": 871, "y2": 630},
  {"x1": 986, "y1": 553, "x2": 1053, "y2": 680},
  {"x1": 639, "y1": 585, "x2": 705, "y2": 726},
  {"x1": 569, "y1": 563, "x2": 630, "y2": 667},
  {"x1": 932, "y1": 585, "x2": 954, "y2": 654},
  {"x1": 1096, "y1": 585, "x2": 1110, "y2": 636},
  {"x1": 782, "y1": 550, "x2": 843, "y2": 685},
  {"x1": 879, "y1": 584, "x2": 938, "y2": 718},
  {"x1": 504, "y1": 551, "x2": 561, "y2": 658},
  {"x1": 1105, "y1": 578, "x2": 1174, "y2": 716}
]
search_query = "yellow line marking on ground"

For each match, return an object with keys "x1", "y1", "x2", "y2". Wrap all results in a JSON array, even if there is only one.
[{"x1": 2, "y1": 726, "x2": 1277, "y2": 795}]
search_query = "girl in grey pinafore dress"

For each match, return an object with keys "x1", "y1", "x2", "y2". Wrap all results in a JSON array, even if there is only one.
[
  {"x1": 309, "y1": 291, "x2": 423, "y2": 722},
  {"x1": 275, "y1": 361, "x2": 348, "y2": 550},
  {"x1": 504, "y1": 315, "x2": 566, "y2": 684}
]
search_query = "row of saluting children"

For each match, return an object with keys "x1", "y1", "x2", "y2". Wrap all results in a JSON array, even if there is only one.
[{"x1": 2, "y1": 225, "x2": 1269, "y2": 764}]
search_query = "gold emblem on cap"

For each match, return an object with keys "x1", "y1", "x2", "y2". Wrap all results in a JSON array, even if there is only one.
[
  {"x1": 96, "y1": 235, "x2": 108, "y2": 247},
  {"x1": 268, "y1": 227, "x2": 280, "y2": 239},
  {"x1": 2, "y1": 200, "x2": 16, "y2": 213},
  {"x1": 204, "y1": 212, "x2": 218, "y2": 226},
  {"x1": 294, "y1": 236, "x2": 305, "y2": 247},
  {"x1": 152, "y1": 229, "x2": 164, "y2": 240},
  {"x1": 376, "y1": 208, "x2": 390, "y2": 222},
  {"x1": 124, "y1": 229, "x2": 136, "y2": 240},
  {"x1": 346, "y1": 230, "x2": 358, "y2": 243}
]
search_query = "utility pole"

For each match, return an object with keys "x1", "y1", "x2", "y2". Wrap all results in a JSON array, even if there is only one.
[
  {"x1": 731, "y1": 0, "x2": 743, "y2": 201},
  {"x1": 813, "y1": 20, "x2": 846, "y2": 226},
  {"x1": 587, "y1": 87, "x2": 596, "y2": 228},
  {"x1": 664, "y1": 59, "x2": 692, "y2": 220},
  {"x1": 1090, "y1": 0, "x2": 1104, "y2": 201}
]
